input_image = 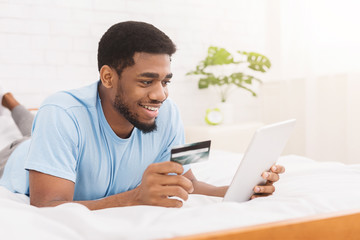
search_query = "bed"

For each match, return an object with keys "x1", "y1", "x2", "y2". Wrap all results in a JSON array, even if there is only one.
[{"x1": 1, "y1": 114, "x2": 360, "y2": 239}]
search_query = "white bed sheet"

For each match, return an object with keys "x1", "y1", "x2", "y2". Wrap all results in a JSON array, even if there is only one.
[
  {"x1": 1, "y1": 150, "x2": 360, "y2": 240},
  {"x1": 1, "y1": 115, "x2": 360, "y2": 239}
]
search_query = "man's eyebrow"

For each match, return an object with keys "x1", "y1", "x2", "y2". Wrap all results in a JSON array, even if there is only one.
[
  {"x1": 138, "y1": 72, "x2": 159, "y2": 78},
  {"x1": 137, "y1": 72, "x2": 173, "y2": 78}
]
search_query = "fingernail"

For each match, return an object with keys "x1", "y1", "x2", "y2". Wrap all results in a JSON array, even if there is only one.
[
  {"x1": 255, "y1": 187, "x2": 260, "y2": 193},
  {"x1": 263, "y1": 172, "x2": 269, "y2": 178},
  {"x1": 272, "y1": 166, "x2": 277, "y2": 171}
]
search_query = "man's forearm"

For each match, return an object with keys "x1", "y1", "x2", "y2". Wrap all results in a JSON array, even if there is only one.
[
  {"x1": 31, "y1": 188, "x2": 141, "y2": 210},
  {"x1": 191, "y1": 180, "x2": 228, "y2": 197}
]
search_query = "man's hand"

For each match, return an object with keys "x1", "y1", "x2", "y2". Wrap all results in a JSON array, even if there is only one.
[
  {"x1": 133, "y1": 161, "x2": 194, "y2": 208},
  {"x1": 250, "y1": 164, "x2": 285, "y2": 199}
]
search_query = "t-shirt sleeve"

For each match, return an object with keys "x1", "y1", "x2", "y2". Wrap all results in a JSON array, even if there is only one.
[{"x1": 25, "y1": 105, "x2": 79, "y2": 182}]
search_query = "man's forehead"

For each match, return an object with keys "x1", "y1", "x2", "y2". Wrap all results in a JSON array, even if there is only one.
[
  {"x1": 130, "y1": 52, "x2": 172, "y2": 72},
  {"x1": 133, "y1": 52, "x2": 171, "y2": 60}
]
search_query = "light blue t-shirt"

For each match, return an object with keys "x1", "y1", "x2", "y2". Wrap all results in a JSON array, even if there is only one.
[{"x1": 0, "y1": 81, "x2": 188, "y2": 201}]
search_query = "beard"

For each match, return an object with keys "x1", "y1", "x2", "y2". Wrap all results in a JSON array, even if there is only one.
[{"x1": 113, "y1": 94, "x2": 157, "y2": 134}]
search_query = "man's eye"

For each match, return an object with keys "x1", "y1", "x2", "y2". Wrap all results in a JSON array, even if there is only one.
[
  {"x1": 142, "y1": 81, "x2": 152, "y2": 85},
  {"x1": 162, "y1": 81, "x2": 171, "y2": 86}
]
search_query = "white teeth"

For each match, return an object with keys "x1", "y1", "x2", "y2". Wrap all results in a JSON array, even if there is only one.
[{"x1": 142, "y1": 105, "x2": 158, "y2": 111}]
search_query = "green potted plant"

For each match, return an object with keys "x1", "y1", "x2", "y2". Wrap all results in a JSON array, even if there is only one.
[{"x1": 187, "y1": 46, "x2": 271, "y2": 125}]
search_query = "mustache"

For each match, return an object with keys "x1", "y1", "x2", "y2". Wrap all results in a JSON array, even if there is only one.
[{"x1": 142, "y1": 100, "x2": 164, "y2": 105}]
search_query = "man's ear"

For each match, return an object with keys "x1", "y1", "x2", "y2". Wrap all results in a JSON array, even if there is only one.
[{"x1": 99, "y1": 65, "x2": 115, "y2": 88}]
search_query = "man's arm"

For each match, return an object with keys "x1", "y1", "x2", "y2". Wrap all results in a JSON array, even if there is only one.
[
  {"x1": 183, "y1": 165, "x2": 285, "y2": 198},
  {"x1": 182, "y1": 169, "x2": 228, "y2": 197},
  {"x1": 29, "y1": 161, "x2": 194, "y2": 210}
]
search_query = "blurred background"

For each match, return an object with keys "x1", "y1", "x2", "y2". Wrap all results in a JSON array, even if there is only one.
[{"x1": 0, "y1": 0, "x2": 359, "y2": 163}]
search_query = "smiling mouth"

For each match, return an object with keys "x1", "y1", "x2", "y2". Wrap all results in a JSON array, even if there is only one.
[{"x1": 139, "y1": 104, "x2": 160, "y2": 111}]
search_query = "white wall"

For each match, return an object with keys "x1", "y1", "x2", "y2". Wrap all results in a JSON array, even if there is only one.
[
  {"x1": 262, "y1": 74, "x2": 360, "y2": 164},
  {"x1": 262, "y1": 0, "x2": 360, "y2": 164},
  {"x1": 0, "y1": 0, "x2": 268, "y2": 124},
  {"x1": 1, "y1": 0, "x2": 360, "y2": 163}
]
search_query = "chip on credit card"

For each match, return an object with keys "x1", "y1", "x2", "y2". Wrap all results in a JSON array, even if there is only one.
[{"x1": 170, "y1": 140, "x2": 211, "y2": 165}]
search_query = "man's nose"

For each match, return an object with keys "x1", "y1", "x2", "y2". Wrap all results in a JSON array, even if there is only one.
[{"x1": 149, "y1": 82, "x2": 167, "y2": 101}]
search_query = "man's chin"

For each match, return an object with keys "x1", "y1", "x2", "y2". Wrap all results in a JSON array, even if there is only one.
[{"x1": 134, "y1": 120, "x2": 157, "y2": 134}]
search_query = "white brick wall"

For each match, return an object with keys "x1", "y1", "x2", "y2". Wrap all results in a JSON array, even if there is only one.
[
  {"x1": 2, "y1": 0, "x2": 360, "y2": 163},
  {"x1": 0, "y1": 0, "x2": 269, "y2": 124}
]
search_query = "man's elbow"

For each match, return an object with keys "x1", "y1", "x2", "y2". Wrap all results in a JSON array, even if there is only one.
[{"x1": 29, "y1": 196, "x2": 69, "y2": 208}]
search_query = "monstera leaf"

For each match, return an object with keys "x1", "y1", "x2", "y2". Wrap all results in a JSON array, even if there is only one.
[
  {"x1": 230, "y1": 72, "x2": 262, "y2": 96},
  {"x1": 187, "y1": 46, "x2": 271, "y2": 102},
  {"x1": 239, "y1": 51, "x2": 271, "y2": 73},
  {"x1": 203, "y1": 46, "x2": 236, "y2": 67}
]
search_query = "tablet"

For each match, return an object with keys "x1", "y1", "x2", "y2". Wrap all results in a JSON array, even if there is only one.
[{"x1": 223, "y1": 119, "x2": 296, "y2": 202}]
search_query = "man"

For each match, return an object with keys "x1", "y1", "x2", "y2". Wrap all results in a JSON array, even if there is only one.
[{"x1": 0, "y1": 21, "x2": 284, "y2": 210}]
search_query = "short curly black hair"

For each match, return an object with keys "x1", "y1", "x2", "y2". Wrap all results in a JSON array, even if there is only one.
[{"x1": 97, "y1": 21, "x2": 176, "y2": 77}]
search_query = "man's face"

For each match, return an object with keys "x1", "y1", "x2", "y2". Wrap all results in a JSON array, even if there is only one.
[{"x1": 112, "y1": 52, "x2": 172, "y2": 133}]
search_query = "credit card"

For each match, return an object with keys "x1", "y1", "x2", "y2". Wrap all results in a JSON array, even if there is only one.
[{"x1": 170, "y1": 140, "x2": 211, "y2": 165}]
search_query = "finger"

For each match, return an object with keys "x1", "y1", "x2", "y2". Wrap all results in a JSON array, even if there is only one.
[
  {"x1": 262, "y1": 172, "x2": 279, "y2": 182},
  {"x1": 253, "y1": 185, "x2": 275, "y2": 194},
  {"x1": 158, "y1": 198, "x2": 184, "y2": 208},
  {"x1": 250, "y1": 193, "x2": 272, "y2": 200},
  {"x1": 162, "y1": 185, "x2": 189, "y2": 201},
  {"x1": 146, "y1": 161, "x2": 184, "y2": 175},
  {"x1": 157, "y1": 175, "x2": 194, "y2": 193},
  {"x1": 271, "y1": 165, "x2": 285, "y2": 174}
]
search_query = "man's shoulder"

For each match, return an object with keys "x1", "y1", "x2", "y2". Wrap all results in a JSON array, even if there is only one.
[
  {"x1": 41, "y1": 81, "x2": 99, "y2": 111},
  {"x1": 158, "y1": 98, "x2": 180, "y2": 118},
  {"x1": 155, "y1": 98, "x2": 183, "y2": 131}
]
